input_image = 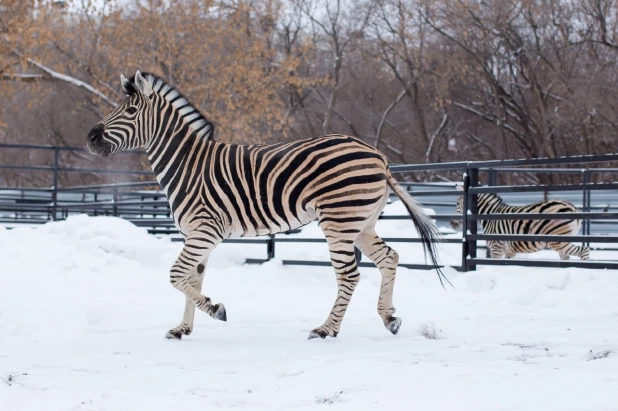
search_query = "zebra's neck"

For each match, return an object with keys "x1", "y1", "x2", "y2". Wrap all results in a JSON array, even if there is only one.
[
  {"x1": 145, "y1": 97, "x2": 214, "y2": 195},
  {"x1": 139, "y1": 75, "x2": 214, "y2": 195},
  {"x1": 478, "y1": 194, "x2": 508, "y2": 214}
]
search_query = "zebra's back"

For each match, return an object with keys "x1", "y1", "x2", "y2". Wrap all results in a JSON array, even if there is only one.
[{"x1": 189, "y1": 134, "x2": 390, "y2": 238}]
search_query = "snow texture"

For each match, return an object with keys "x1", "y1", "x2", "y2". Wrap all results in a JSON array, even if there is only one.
[{"x1": 1, "y1": 203, "x2": 617, "y2": 410}]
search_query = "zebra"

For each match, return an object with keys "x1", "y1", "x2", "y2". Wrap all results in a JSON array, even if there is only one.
[
  {"x1": 451, "y1": 191, "x2": 590, "y2": 260},
  {"x1": 86, "y1": 70, "x2": 445, "y2": 340}
]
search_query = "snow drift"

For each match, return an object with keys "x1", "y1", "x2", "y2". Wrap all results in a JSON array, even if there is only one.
[{"x1": 1, "y1": 212, "x2": 617, "y2": 410}]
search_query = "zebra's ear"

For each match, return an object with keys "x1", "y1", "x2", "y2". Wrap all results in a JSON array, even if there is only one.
[
  {"x1": 120, "y1": 74, "x2": 135, "y2": 95},
  {"x1": 134, "y1": 70, "x2": 153, "y2": 97}
]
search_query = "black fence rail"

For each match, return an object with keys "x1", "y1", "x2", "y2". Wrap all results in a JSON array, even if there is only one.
[{"x1": 2, "y1": 143, "x2": 618, "y2": 271}]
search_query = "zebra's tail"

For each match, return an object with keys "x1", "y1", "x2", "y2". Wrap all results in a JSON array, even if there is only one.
[{"x1": 386, "y1": 171, "x2": 451, "y2": 288}]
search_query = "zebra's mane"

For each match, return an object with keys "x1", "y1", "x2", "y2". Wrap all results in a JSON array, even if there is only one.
[{"x1": 125, "y1": 72, "x2": 215, "y2": 141}]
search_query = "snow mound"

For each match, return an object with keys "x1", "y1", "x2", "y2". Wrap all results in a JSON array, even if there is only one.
[{"x1": 0, "y1": 215, "x2": 177, "y2": 276}]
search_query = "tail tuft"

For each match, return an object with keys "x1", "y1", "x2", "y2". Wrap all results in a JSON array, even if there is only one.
[{"x1": 387, "y1": 172, "x2": 451, "y2": 288}]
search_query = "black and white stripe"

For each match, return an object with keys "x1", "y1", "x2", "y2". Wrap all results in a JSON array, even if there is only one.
[
  {"x1": 452, "y1": 193, "x2": 590, "y2": 260},
  {"x1": 87, "y1": 70, "x2": 444, "y2": 340}
]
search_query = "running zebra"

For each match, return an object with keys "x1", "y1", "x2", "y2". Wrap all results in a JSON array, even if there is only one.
[
  {"x1": 86, "y1": 71, "x2": 444, "y2": 340},
  {"x1": 451, "y1": 192, "x2": 590, "y2": 260}
]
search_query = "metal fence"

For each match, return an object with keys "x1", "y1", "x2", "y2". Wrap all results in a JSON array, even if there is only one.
[{"x1": 2, "y1": 143, "x2": 618, "y2": 271}]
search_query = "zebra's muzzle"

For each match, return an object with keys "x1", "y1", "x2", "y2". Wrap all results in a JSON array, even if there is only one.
[{"x1": 87, "y1": 124, "x2": 113, "y2": 157}]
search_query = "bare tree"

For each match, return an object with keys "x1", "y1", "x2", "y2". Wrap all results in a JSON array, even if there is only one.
[{"x1": 292, "y1": 0, "x2": 373, "y2": 135}]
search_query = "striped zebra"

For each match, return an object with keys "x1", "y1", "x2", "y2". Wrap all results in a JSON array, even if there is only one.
[
  {"x1": 451, "y1": 192, "x2": 590, "y2": 260},
  {"x1": 86, "y1": 71, "x2": 444, "y2": 340}
]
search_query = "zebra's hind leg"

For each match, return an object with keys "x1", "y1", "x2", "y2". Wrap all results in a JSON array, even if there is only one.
[
  {"x1": 308, "y1": 229, "x2": 362, "y2": 340},
  {"x1": 549, "y1": 242, "x2": 590, "y2": 261},
  {"x1": 355, "y1": 228, "x2": 401, "y2": 335},
  {"x1": 166, "y1": 260, "x2": 207, "y2": 340},
  {"x1": 488, "y1": 241, "x2": 506, "y2": 259}
]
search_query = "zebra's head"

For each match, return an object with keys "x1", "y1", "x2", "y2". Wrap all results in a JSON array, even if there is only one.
[
  {"x1": 87, "y1": 71, "x2": 154, "y2": 157},
  {"x1": 450, "y1": 194, "x2": 464, "y2": 229}
]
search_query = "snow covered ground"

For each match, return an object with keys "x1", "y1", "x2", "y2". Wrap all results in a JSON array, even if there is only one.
[{"x1": 1, "y1": 203, "x2": 618, "y2": 410}]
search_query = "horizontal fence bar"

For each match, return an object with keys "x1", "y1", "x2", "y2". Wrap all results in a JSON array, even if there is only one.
[
  {"x1": 0, "y1": 219, "x2": 49, "y2": 225},
  {"x1": 470, "y1": 258, "x2": 618, "y2": 269},
  {"x1": 382, "y1": 237, "x2": 461, "y2": 243},
  {"x1": 0, "y1": 165, "x2": 54, "y2": 172},
  {"x1": 390, "y1": 163, "x2": 467, "y2": 172},
  {"x1": 171, "y1": 238, "x2": 272, "y2": 244},
  {"x1": 480, "y1": 168, "x2": 582, "y2": 173},
  {"x1": 59, "y1": 181, "x2": 160, "y2": 192},
  {"x1": 468, "y1": 234, "x2": 618, "y2": 243},
  {"x1": 0, "y1": 204, "x2": 51, "y2": 210},
  {"x1": 399, "y1": 182, "x2": 455, "y2": 188},
  {"x1": 0, "y1": 143, "x2": 61, "y2": 151},
  {"x1": 274, "y1": 238, "x2": 326, "y2": 243},
  {"x1": 223, "y1": 239, "x2": 269, "y2": 244},
  {"x1": 467, "y1": 153, "x2": 618, "y2": 168},
  {"x1": 57, "y1": 167, "x2": 152, "y2": 175},
  {"x1": 480, "y1": 167, "x2": 618, "y2": 174},
  {"x1": 0, "y1": 143, "x2": 143, "y2": 154},
  {"x1": 274, "y1": 237, "x2": 458, "y2": 244},
  {"x1": 145, "y1": 236, "x2": 463, "y2": 245},
  {"x1": 399, "y1": 190, "x2": 460, "y2": 196},
  {"x1": 380, "y1": 214, "x2": 460, "y2": 221},
  {"x1": 468, "y1": 212, "x2": 618, "y2": 220},
  {"x1": 470, "y1": 183, "x2": 618, "y2": 194},
  {"x1": 0, "y1": 187, "x2": 53, "y2": 192},
  {"x1": 58, "y1": 200, "x2": 169, "y2": 208},
  {"x1": 390, "y1": 153, "x2": 618, "y2": 173},
  {"x1": 281, "y1": 260, "x2": 443, "y2": 270}
]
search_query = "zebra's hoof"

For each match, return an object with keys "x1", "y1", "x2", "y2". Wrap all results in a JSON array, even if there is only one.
[
  {"x1": 308, "y1": 329, "x2": 327, "y2": 340},
  {"x1": 213, "y1": 304, "x2": 227, "y2": 322},
  {"x1": 165, "y1": 330, "x2": 183, "y2": 340},
  {"x1": 308, "y1": 328, "x2": 337, "y2": 340},
  {"x1": 386, "y1": 317, "x2": 402, "y2": 335}
]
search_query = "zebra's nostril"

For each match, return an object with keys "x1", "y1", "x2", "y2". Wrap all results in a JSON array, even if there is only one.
[{"x1": 88, "y1": 124, "x2": 105, "y2": 143}]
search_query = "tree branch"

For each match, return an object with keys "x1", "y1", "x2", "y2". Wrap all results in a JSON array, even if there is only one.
[{"x1": 17, "y1": 54, "x2": 118, "y2": 108}]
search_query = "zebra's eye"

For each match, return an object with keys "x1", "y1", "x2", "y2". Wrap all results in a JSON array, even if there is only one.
[{"x1": 126, "y1": 106, "x2": 138, "y2": 115}]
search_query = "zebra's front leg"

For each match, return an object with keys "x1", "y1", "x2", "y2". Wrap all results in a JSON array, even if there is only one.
[
  {"x1": 166, "y1": 231, "x2": 226, "y2": 339},
  {"x1": 166, "y1": 260, "x2": 207, "y2": 340}
]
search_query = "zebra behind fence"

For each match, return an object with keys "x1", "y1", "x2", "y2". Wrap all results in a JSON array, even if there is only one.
[
  {"x1": 86, "y1": 70, "x2": 445, "y2": 340},
  {"x1": 451, "y1": 192, "x2": 590, "y2": 260}
]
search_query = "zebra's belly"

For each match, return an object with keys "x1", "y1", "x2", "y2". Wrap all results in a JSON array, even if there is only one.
[
  {"x1": 492, "y1": 218, "x2": 580, "y2": 254},
  {"x1": 506, "y1": 241, "x2": 546, "y2": 254},
  {"x1": 227, "y1": 208, "x2": 318, "y2": 238}
]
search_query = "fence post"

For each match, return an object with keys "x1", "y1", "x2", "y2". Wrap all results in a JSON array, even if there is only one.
[
  {"x1": 266, "y1": 234, "x2": 276, "y2": 260},
  {"x1": 461, "y1": 173, "x2": 470, "y2": 270},
  {"x1": 461, "y1": 167, "x2": 478, "y2": 272},
  {"x1": 468, "y1": 168, "x2": 479, "y2": 270},
  {"x1": 112, "y1": 188, "x2": 118, "y2": 217},
  {"x1": 51, "y1": 147, "x2": 59, "y2": 221},
  {"x1": 583, "y1": 169, "x2": 591, "y2": 247},
  {"x1": 488, "y1": 168, "x2": 496, "y2": 186}
]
